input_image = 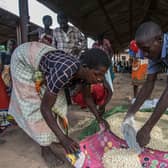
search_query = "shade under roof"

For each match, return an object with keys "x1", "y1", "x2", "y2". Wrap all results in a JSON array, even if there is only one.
[{"x1": 37, "y1": 0, "x2": 168, "y2": 51}]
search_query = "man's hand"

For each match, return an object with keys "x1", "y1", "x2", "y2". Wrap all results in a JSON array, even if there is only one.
[
  {"x1": 136, "y1": 126, "x2": 151, "y2": 147},
  {"x1": 60, "y1": 135, "x2": 80, "y2": 154}
]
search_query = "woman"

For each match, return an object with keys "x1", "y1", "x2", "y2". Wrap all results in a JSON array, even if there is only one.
[
  {"x1": 92, "y1": 34, "x2": 114, "y2": 91},
  {"x1": 9, "y1": 41, "x2": 111, "y2": 167},
  {"x1": 0, "y1": 64, "x2": 10, "y2": 144}
]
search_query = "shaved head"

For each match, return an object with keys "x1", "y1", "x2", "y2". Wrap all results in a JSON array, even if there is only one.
[{"x1": 135, "y1": 21, "x2": 162, "y2": 43}]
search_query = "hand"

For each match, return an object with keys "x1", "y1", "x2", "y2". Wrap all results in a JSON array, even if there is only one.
[
  {"x1": 136, "y1": 126, "x2": 151, "y2": 147},
  {"x1": 98, "y1": 118, "x2": 110, "y2": 132},
  {"x1": 60, "y1": 135, "x2": 80, "y2": 154}
]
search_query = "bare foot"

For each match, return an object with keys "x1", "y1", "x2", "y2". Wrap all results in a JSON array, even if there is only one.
[{"x1": 41, "y1": 146, "x2": 64, "y2": 168}]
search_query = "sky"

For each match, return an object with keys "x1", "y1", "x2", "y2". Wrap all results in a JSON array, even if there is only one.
[{"x1": 0, "y1": 0, "x2": 94, "y2": 47}]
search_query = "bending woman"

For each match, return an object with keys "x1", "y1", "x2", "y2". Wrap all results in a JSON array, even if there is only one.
[{"x1": 8, "y1": 42, "x2": 111, "y2": 167}]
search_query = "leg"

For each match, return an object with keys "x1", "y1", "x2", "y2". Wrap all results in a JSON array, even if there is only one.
[{"x1": 133, "y1": 85, "x2": 138, "y2": 98}]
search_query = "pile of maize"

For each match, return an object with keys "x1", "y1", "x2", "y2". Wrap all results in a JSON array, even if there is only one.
[
  {"x1": 102, "y1": 148, "x2": 141, "y2": 168},
  {"x1": 106, "y1": 112, "x2": 168, "y2": 151}
]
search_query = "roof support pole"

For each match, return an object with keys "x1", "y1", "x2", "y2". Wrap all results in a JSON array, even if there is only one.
[
  {"x1": 19, "y1": 0, "x2": 29, "y2": 43},
  {"x1": 129, "y1": 0, "x2": 133, "y2": 41},
  {"x1": 97, "y1": 0, "x2": 121, "y2": 47}
]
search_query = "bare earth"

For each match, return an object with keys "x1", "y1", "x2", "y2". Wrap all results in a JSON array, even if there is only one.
[{"x1": 0, "y1": 73, "x2": 166, "y2": 168}]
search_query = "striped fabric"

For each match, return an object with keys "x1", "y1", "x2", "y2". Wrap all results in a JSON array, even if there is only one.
[{"x1": 52, "y1": 26, "x2": 87, "y2": 54}]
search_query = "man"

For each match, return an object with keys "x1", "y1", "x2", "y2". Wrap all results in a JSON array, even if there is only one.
[
  {"x1": 123, "y1": 21, "x2": 168, "y2": 148},
  {"x1": 52, "y1": 11, "x2": 87, "y2": 104},
  {"x1": 29, "y1": 15, "x2": 53, "y2": 42},
  {"x1": 52, "y1": 11, "x2": 87, "y2": 56}
]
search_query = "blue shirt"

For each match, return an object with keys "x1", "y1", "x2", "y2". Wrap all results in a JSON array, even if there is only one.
[{"x1": 148, "y1": 33, "x2": 168, "y2": 74}]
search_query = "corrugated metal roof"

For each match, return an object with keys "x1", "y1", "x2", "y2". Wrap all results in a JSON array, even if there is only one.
[{"x1": 37, "y1": 0, "x2": 168, "y2": 51}]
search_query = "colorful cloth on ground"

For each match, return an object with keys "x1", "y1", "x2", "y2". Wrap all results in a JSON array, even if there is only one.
[
  {"x1": 72, "y1": 83, "x2": 107, "y2": 108},
  {"x1": 77, "y1": 131, "x2": 168, "y2": 168},
  {"x1": 132, "y1": 58, "x2": 148, "y2": 85},
  {"x1": 8, "y1": 42, "x2": 69, "y2": 146},
  {"x1": 52, "y1": 26, "x2": 87, "y2": 54}
]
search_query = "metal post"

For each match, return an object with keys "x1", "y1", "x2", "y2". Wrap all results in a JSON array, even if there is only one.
[{"x1": 19, "y1": 0, "x2": 29, "y2": 43}]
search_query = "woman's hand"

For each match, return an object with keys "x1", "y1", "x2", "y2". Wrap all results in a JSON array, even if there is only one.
[
  {"x1": 60, "y1": 135, "x2": 80, "y2": 154},
  {"x1": 98, "y1": 118, "x2": 110, "y2": 132}
]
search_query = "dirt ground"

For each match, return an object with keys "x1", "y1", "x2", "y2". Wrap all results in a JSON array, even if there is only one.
[{"x1": 0, "y1": 73, "x2": 167, "y2": 168}]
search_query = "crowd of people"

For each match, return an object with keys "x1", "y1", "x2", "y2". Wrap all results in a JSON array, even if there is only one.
[{"x1": 0, "y1": 10, "x2": 168, "y2": 168}]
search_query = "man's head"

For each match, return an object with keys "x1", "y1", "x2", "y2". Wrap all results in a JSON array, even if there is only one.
[
  {"x1": 42, "y1": 15, "x2": 52, "y2": 27},
  {"x1": 57, "y1": 11, "x2": 68, "y2": 29},
  {"x1": 79, "y1": 48, "x2": 111, "y2": 84},
  {"x1": 135, "y1": 21, "x2": 163, "y2": 60}
]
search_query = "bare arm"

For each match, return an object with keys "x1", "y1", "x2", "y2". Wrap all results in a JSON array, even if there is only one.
[
  {"x1": 125, "y1": 73, "x2": 157, "y2": 118},
  {"x1": 143, "y1": 75, "x2": 168, "y2": 131},
  {"x1": 41, "y1": 89, "x2": 64, "y2": 139},
  {"x1": 136, "y1": 75, "x2": 168, "y2": 147},
  {"x1": 29, "y1": 28, "x2": 41, "y2": 36},
  {"x1": 41, "y1": 89, "x2": 79, "y2": 153},
  {"x1": 81, "y1": 84, "x2": 101, "y2": 122},
  {"x1": 82, "y1": 84, "x2": 110, "y2": 130}
]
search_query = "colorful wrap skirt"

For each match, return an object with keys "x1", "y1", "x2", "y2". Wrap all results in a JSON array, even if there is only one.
[
  {"x1": 0, "y1": 74, "x2": 10, "y2": 129},
  {"x1": 9, "y1": 42, "x2": 68, "y2": 146}
]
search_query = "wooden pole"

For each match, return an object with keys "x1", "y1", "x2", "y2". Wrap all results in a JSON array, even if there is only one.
[{"x1": 19, "y1": 0, "x2": 29, "y2": 43}]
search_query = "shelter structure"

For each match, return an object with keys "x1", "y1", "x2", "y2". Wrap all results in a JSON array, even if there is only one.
[{"x1": 37, "y1": 0, "x2": 168, "y2": 51}]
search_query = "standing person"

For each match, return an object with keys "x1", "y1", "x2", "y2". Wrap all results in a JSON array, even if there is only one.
[
  {"x1": 52, "y1": 11, "x2": 87, "y2": 104},
  {"x1": 8, "y1": 42, "x2": 111, "y2": 167},
  {"x1": 129, "y1": 40, "x2": 148, "y2": 102},
  {"x1": 29, "y1": 15, "x2": 53, "y2": 43},
  {"x1": 123, "y1": 21, "x2": 168, "y2": 148},
  {"x1": 0, "y1": 52, "x2": 9, "y2": 144},
  {"x1": 52, "y1": 11, "x2": 87, "y2": 56},
  {"x1": 92, "y1": 34, "x2": 114, "y2": 92}
]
